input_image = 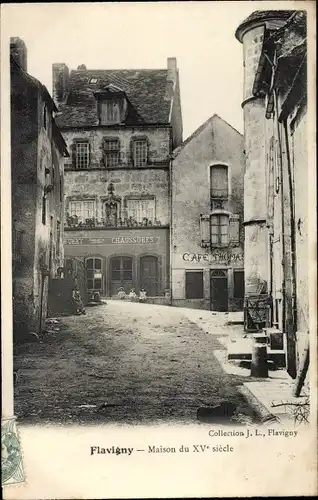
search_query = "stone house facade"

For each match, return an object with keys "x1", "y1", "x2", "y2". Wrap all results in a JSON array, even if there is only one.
[
  {"x1": 54, "y1": 58, "x2": 182, "y2": 299},
  {"x1": 11, "y1": 38, "x2": 69, "y2": 339},
  {"x1": 236, "y1": 10, "x2": 309, "y2": 378},
  {"x1": 171, "y1": 114, "x2": 245, "y2": 311}
]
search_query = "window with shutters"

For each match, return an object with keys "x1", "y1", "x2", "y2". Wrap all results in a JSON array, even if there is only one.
[
  {"x1": 200, "y1": 212, "x2": 240, "y2": 248},
  {"x1": 126, "y1": 198, "x2": 155, "y2": 223},
  {"x1": 210, "y1": 164, "x2": 229, "y2": 199},
  {"x1": 75, "y1": 141, "x2": 90, "y2": 169},
  {"x1": 185, "y1": 271, "x2": 204, "y2": 299},
  {"x1": 102, "y1": 138, "x2": 120, "y2": 167}
]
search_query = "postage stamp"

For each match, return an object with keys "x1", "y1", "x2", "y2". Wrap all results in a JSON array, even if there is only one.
[{"x1": 1, "y1": 417, "x2": 24, "y2": 486}]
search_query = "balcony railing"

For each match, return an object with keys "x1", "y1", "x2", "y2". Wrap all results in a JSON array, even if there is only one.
[{"x1": 65, "y1": 215, "x2": 164, "y2": 229}]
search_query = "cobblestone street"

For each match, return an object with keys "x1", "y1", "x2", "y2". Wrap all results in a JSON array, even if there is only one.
[{"x1": 14, "y1": 301, "x2": 256, "y2": 425}]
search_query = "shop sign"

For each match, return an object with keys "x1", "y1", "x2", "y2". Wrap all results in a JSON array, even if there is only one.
[
  {"x1": 182, "y1": 252, "x2": 244, "y2": 264},
  {"x1": 65, "y1": 236, "x2": 159, "y2": 245}
]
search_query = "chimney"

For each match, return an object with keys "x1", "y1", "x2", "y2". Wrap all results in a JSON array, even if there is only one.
[
  {"x1": 52, "y1": 63, "x2": 69, "y2": 107},
  {"x1": 167, "y1": 57, "x2": 177, "y2": 84},
  {"x1": 10, "y1": 37, "x2": 27, "y2": 71}
]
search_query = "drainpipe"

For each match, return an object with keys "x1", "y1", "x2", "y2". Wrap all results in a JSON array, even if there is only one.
[{"x1": 273, "y1": 89, "x2": 287, "y2": 333}]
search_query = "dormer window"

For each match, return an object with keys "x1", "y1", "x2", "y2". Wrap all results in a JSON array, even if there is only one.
[
  {"x1": 95, "y1": 86, "x2": 128, "y2": 125},
  {"x1": 100, "y1": 99, "x2": 121, "y2": 124},
  {"x1": 89, "y1": 78, "x2": 98, "y2": 84}
]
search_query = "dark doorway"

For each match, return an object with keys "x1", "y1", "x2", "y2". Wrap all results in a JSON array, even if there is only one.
[
  {"x1": 210, "y1": 270, "x2": 228, "y2": 311},
  {"x1": 140, "y1": 255, "x2": 159, "y2": 296},
  {"x1": 233, "y1": 270, "x2": 245, "y2": 309},
  {"x1": 110, "y1": 256, "x2": 133, "y2": 296},
  {"x1": 86, "y1": 257, "x2": 104, "y2": 295}
]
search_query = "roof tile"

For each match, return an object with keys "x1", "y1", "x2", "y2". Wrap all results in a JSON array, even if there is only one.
[{"x1": 56, "y1": 69, "x2": 172, "y2": 128}]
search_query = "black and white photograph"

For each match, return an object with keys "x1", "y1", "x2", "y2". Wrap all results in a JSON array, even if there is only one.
[{"x1": 1, "y1": 1, "x2": 316, "y2": 497}]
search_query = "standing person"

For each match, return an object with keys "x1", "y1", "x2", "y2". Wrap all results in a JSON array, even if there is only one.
[{"x1": 72, "y1": 286, "x2": 86, "y2": 315}]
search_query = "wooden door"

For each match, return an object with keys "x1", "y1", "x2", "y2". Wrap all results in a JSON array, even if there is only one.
[
  {"x1": 210, "y1": 270, "x2": 228, "y2": 311},
  {"x1": 140, "y1": 256, "x2": 159, "y2": 297},
  {"x1": 110, "y1": 256, "x2": 133, "y2": 296}
]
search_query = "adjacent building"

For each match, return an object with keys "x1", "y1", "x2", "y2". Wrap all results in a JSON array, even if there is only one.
[
  {"x1": 11, "y1": 38, "x2": 69, "y2": 339},
  {"x1": 236, "y1": 10, "x2": 309, "y2": 378},
  {"x1": 53, "y1": 58, "x2": 182, "y2": 299},
  {"x1": 171, "y1": 114, "x2": 245, "y2": 311}
]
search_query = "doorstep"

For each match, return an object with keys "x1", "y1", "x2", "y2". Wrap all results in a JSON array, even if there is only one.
[{"x1": 227, "y1": 311, "x2": 244, "y2": 325}]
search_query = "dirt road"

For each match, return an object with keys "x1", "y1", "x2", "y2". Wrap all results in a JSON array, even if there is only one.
[{"x1": 14, "y1": 301, "x2": 255, "y2": 425}]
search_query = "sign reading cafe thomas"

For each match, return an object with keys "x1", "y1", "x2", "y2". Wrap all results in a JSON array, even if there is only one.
[{"x1": 182, "y1": 251, "x2": 244, "y2": 264}]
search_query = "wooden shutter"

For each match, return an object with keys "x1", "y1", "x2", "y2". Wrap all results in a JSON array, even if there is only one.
[
  {"x1": 200, "y1": 214, "x2": 210, "y2": 247},
  {"x1": 70, "y1": 142, "x2": 77, "y2": 168},
  {"x1": 229, "y1": 214, "x2": 240, "y2": 245}
]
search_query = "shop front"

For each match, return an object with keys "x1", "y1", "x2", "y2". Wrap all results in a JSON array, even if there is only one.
[
  {"x1": 64, "y1": 228, "x2": 169, "y2": 298},
  {"x1": 171, "y1": 249, "x2": 244, "y2": 311}
]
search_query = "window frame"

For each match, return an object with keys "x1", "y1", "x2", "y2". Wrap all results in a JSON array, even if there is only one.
[
  {"x1": 110, "y1": 256, "x2": 133, "y2": 282},
  {"x1": 102, "y1": 137, "x2": 120, "y2": 168},
  {"x1": 125, "y1": 196, "x2": 156, "y2": 223},
  {"x1": 210, "y1": 163, "x2": 229, "y2": 200},
  {"x1": 68, "y1": 199, "x2": 96, "y2": 222},
  {"x1": 74, "y1": 140, "x2": 90, "y2": 169},
  {"x1": 210, "y1": 212, "x2": 230, "y2": 248},
  {"x1": 132, "y1": 137, "x2": 148, "y2": 167}
]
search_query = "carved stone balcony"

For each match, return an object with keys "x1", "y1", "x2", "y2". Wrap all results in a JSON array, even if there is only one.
[{"x1": 65, "y1": 215, "x2": 164, "y2": 230}]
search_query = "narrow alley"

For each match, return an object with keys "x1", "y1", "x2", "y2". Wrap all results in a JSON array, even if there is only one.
[{"x1": 14, "y1": 302, "x2": 255, "y2": 425}]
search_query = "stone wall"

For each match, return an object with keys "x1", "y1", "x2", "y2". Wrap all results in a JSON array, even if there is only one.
[
  {"x1": 171, "y1": 116, "x2": 245, "y2": 310},
  {"x1": 11, "y1": 66, "x2": 65, "y2": 337},
  {"x1": 64, "y1": 168, "x2": 169, "y2": 225},
  {"x1": 292, "y1": 110, "x2": 309, "y2": 365},
  {"x1": 63, "y1": 127, "x2": 171, "y2": 169}
]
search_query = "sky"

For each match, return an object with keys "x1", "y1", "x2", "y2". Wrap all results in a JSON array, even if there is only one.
[{"x1": 2, "y1": 1, "x2": 301, "y2": 140}]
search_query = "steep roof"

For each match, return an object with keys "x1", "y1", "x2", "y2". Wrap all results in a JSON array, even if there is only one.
[
  {"x1": 11, "y1": 56, "x2": 69, "y2": 157},
  {"x1": 173, "y1": 114, "x2": 242, "y2": 158},
  {"x1": 235, "y1": 10, "x2": 295, "y2": 42},
  {"x1": 56, "y1": 68, "x2": 173, "y2": 128}
]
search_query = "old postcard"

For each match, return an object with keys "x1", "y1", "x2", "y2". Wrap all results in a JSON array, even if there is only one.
[{"x1": 1, "y1": 1, "x2": 317, "y2": 497}]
